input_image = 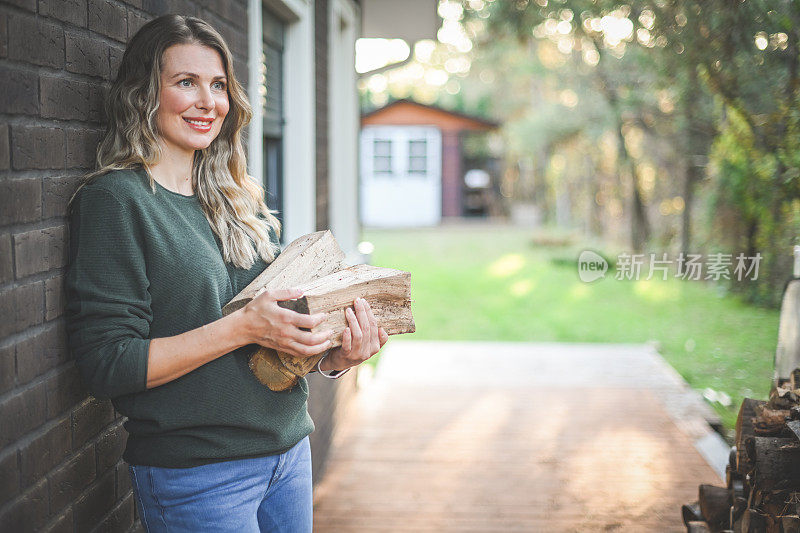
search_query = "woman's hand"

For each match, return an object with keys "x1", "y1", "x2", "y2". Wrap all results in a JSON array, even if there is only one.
[
  {"x1": 238, "y1": 288, "x2": 333, "y2": 358},
  {"x1": 319, "y1": 298, "x2": 389, "y2": 372}
]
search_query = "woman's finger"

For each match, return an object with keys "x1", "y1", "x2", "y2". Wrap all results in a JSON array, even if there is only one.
[
  {"x1": 365, "y1": 301, "x2": 380, "y2": 353},
  {"x1": 285, "y1": 338, "x2": 331, "y2": 358},
  {"x1": 378, "y1": 327, "x2": 389, "y2": 347},
  {"x1": 346, "y1": 306, "x2": 362, "y2": 349},
  {"x1": 354, "y1": 299, "x2": 371, "y2": 352},
  {"x1": 289, "y1": 328, "x2": 333, "y2": 346},
  {"x1": 287, "y1": 312, "x2": 326, "y2": 330},
  {"x1": 341, "y1": 327, "x2": 352, "y2": 354},
  {"x1": 266, "y1": 288, "x2": 303, "y2": 302}
]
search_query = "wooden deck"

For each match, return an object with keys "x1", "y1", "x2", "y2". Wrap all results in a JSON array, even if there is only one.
[{"x1": 312, "y1": 341, "x2": 724, "y2": 532}]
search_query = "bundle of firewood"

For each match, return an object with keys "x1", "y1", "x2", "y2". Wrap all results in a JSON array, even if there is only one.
[
  {"x1": 222, "y1": 230, "x2": 415, "y2": 391},
  {"x1": 681, "y1": 369, "x2": 800, "y2": 533}
]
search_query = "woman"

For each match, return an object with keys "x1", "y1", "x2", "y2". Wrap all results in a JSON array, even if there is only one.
[{"x1": 64, "y1": 14, "x2": 386, "y2": 532}]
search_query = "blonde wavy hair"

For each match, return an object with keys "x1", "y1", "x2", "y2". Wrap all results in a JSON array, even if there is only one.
[{"x1": 68, "y1": 14, "x2": 281, "y2": 269}]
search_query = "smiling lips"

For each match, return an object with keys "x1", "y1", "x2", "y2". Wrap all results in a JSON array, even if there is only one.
[{"x1": 183, "y1": 117, "x2": 214, "y2": 133}]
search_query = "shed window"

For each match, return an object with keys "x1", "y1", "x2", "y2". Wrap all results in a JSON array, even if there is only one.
[
  {"x1": 408, "y1": 139, "x2": 427, "y2": 174},
  {"x1": 373, "y1": 139, "x2": 393, "y2": 174}
]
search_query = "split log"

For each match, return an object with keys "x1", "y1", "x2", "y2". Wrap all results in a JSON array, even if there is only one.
[
  {"x1": 276, "y1": 263, "x2": 415, "y2": 377},
  {"x1": 737, "y1": 399, "x2": 767, "y2": 474},
  {"x1": 769, "y1": 386, "x2": 798, "y2": 411},
  {"x1": 730, "y1": 497, "x2": 747, "y2": 527},
  {"x1": 746, "y1": 437, "x2": 800, "y2": 490},
  {"x1": 224, "y1": 230, "x2": 348, "y2": 391},
  {"x1": 700, "y1": 484, "x2": 732, "y2": 529},
  {"x1": 788, "y1": 420, "x2": 800, "y2": 442},
  {"x1": 683, "y1": 501, "x2": 703, "y2": 526},
  {"x1": 740, "y1": 509, "x2": 768, "y2": 532},
  {"x1": 753, "y1": 404, "x2": 790, "y2": 435},
  {"x1": 686, "y1": 521, "x2": 711, "y2": 533},
  {"x1": 780, "y1": 515, "x2": 800, "y2": 533},
  {"x1": 222, "y1": 230, "x2": 346, "y2": 316}
]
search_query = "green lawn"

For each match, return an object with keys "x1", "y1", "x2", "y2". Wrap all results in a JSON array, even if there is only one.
[{"x1": 364, "y1": 224, "x2": 780, "y2": 433}]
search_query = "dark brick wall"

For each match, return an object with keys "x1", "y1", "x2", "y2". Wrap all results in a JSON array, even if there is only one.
[{"x1": 0, "y1": 1, "x2": 249, "y2": 531}]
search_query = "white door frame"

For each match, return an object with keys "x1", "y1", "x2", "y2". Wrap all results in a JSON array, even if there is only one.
[
  {"x1": 248, "y1": 0, "x2": 316, "y2": 243},
  {"x1": 329, "y1": 0, "x2": 361, "y2": 262}
]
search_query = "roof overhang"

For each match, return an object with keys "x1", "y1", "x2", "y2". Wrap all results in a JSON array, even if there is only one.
[{"x1": 361, "y1": 0, "x2": 439, "y2": 42}]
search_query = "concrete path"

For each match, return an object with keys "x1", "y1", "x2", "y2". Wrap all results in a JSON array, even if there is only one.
[{"x1": 312, "y1": 341, "x2": 725, "y2": 532}]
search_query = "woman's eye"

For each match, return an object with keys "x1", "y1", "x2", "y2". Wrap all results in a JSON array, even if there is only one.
[
  {"x1": 212, "y1": 81, "x2": 226, "y2": 90},
  {"x1": 178, "y1": 79, "x2": 193, "y2": 87}
]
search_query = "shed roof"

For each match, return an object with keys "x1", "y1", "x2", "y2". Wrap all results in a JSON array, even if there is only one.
[{"x1": 361, "y1": 99, "x2": 499, "y2": 132}]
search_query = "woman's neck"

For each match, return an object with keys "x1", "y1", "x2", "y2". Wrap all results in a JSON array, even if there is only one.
[{"x1": 149, "y1": 146, "x2": 196, "y2": 195}]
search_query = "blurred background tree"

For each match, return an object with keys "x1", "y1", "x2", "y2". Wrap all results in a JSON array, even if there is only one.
[{"x1": 357, "y1": 0, "x2": 800, "y2": 307}]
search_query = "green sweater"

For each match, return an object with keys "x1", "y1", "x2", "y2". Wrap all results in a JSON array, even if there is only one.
[{"x1": 64, "y1": 167, "x2": 314, "y2": 468}]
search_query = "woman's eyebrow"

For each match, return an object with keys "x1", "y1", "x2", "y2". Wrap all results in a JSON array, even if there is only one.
[{"x1": 170, "y1": 71, "x2": 227, "y2": 80}]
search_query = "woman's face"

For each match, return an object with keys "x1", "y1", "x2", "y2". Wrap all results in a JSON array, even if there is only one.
[{"x1": 156, "y1": 43, "x2": 230, "y2": 156}]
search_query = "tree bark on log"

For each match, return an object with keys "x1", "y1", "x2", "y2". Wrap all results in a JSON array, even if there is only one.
[
  {"x1": 737, "y1": 399, "x2": 767, "y2": 474},
  {"x1": 745, "y1": 437, "x2": 800, "y2": 490}
]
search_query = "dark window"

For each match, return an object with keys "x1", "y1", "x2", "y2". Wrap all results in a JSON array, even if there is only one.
[{"x1": 262, "y1": 8, "x2": 285, "y2": 234}]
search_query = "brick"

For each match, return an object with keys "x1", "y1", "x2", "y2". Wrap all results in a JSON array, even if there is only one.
[
  {"x1": 0, "y1": 343, "x2": 14, "y2": 394},
  {"x1": 201, "y1": 0, "x2": 246, "y2": 26},
  {"x1": 48, "y1": 446, "x2": 96, "y2": 511},
  {"x1": 8, "y1": 13, "x2": 64, "y2": 68},
  {"x1": 13, "y1": 224, "x2": 67, "y2": 278},
  {"x1": 114, "y1": 460, "x2": 131, "y2": 499},
  {"x1": 0, "y1": 178, "x2": 42, "y2": 226},
  {"x1": 10, "y1": 125, "x2": 65, "y2": 170},
  {"x1": 126, "y1": 8, "x2": 149, "y2": 40},
  {"x1": 0, "y1": 124, "x2": 9, "y2": 170},
  {"x1": 40, "y1": 0, "x2": 89, "y2": 27},
  {"x1": 45, "y1": 274, "x2": 66, "y2": 321},
  {"x1": 65, "y1": 32, "x2": 110, "y2": 78},
  {"x1": 44, "y1": 174, "x2": 82, "y2": 220},
  {"x1": 41, "y1": 75, "x2": 94, "y2": 121},
  {"x1": 72, "y1": 398, "x2": 115, "y2": 445},
  {"x1": 18, "y1": 416, "x2": 71, "y2": 489},
  {"x1": 0, "y1": 478, "x2": 49, "y2": 533},
  {"x1": 142, "y1": 0, "x2": 196, "y2": 16},
  {"x1": 5, "y1": 0, "x2": 36, "y2": 12},
  {"x1": 0, "y1": 381, "x2": 46, "y2": 448},
  {"x1": 66, "y1": 128, "x2": 102, "y2": 169},
  {"x1": 0, "y1": 447, "x2": 19, "y2": 503},
  {"x1": 0, "y1": 11, "x2": 8, "y2": 58},
  {"x1": 96, "y1": 423, "x2": 126, "y2": 474},
  {"x1": 74, "y1": 467, "x2": 115, "y2": 532},
  {"x1": 41, "y1": 507, "x2": 73, "y2": 533},
  {"x1": 90, "y1": 492, "x2": 134, "y2": 533},
  {"x1": 46, "y1": 364, "x2": 88, "y2": 419},
  {"x1": 0, "y1": 232, "x2": 12, "y2": 284},
  {"x1": 16, "y1": 320, "x2": 68, "y2": 385},
  {"x1": 88, "y1": 0, "x2": 127, "y2": 43},
  {"x1": 0, "y1": 282, "x2": 44, "y2": 338},
  {"x1": 108, "y1": 44, "x2": 124, "y2": 75},
  {"x1": 0, "y1": 66, "x2": 39, "y2": 115}
]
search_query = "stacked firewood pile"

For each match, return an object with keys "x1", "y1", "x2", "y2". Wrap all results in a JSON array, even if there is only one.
[{"x1": 682, "y1": 369, "x2": 800, "y2": 532}]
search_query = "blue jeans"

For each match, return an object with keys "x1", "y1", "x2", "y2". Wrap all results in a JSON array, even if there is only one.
[{"x1": 128, "y1": 436, "x2": 312, "y2": 532}]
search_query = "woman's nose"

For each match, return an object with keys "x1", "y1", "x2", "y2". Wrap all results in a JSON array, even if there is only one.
[{"x1": 196, "y1": 86, "x2": 215, "y2": 111}]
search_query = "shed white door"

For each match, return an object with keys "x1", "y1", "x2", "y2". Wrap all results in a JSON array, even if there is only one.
[{"x1": 360, "y1": 126, "x2": 442, "y2": 227}]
